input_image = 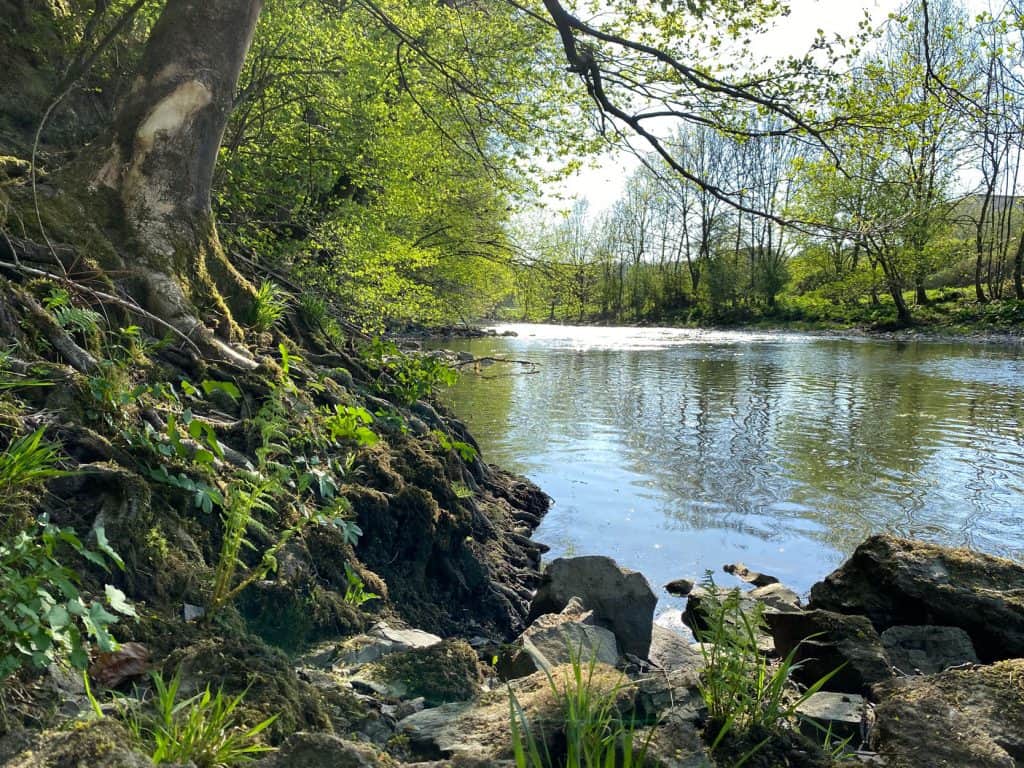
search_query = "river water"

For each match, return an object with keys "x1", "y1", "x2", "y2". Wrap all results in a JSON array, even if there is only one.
[{"x1": 437, "y1": 324, "x2": 1024, "y2": 613}]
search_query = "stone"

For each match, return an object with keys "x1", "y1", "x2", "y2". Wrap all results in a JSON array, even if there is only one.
[
  {"x1": 748, "y1": 582, "x2": 801, "y2": 612},
  {"x1": 723, "y1": 562, "x2": 779, "y2": 587},
  {"x1": 808, "y1": 535, "x2": 1024, "y2": 662},
  {"x1": 647, "y1": 625, "x2": 703, "y2": 673},
  {"x1": 665, "y1": 578, "x2": 695, "y2": 596},
  {"x1": 870, "y1": 659, "x2": 1024, "y2": 767},
  {"x1": 6, "y1": 719, "x2": 153, "y2": 768},
  {"x1": 795, "y1": 691, "x2": 866, "y2": 744},
  {"x1": 254, "y1": 732, "x2": 379, "y2": 768},
  {"x1": 683, "y1": 586, "x2": 774, "y2": 654},
  {"x1": 634, "y1": 667, "x2": 705, "y2": 721},
  {"x1": 398, "y1": 662, "x2": 627, "y2": 761},
  {"x1": 880, "y1": 625, "x2": 979, "y2": 675},
  {"x1": 527, "y1": 556, "x2": 657, "y2": 658},
  {"x1": 338, "y1": 622, "x2": 443, "y2": 667},
  {"x1": 765, "y1": 609, "x2": 893, "y2": 694},
  {"x1": 519, "y1": 607, "x2": 620, "y2": 673},
  {"x1": 369, "y1": 640, "x2": 483, "y2": 704},
  {"x1": 637, "y1": 707, "x2": 714, "y2": 768}
]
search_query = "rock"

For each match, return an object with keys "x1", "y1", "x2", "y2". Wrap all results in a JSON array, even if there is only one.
[
  {"x1": 647, "y1": 625, "x2": 703, "y2": 672},
  {"x1": 6, "y1": 719, "x2": 153, "y2": 768},
  {"x1": 254, "y1": 732, "x2": 379, "y2": 768},
  {"x1": 870, "y1": 659, "x2": 1024, "y2": 767},
  {"x1": 723, "y1": 562, "x2": 779, "y2": 587},
  {"x1": 518, "y1": 604, "x2": 620, "y2": 674},
  {"x1": 683, "y1": 586, "x2": 774, "y2": 654},
  {"x1": 337, "y1": 622, "x2": 443, "y2": 667},
  {"x1": 880, "y1": 625, "x2": 979, "y2": 675},
  {"x1": 637, "y1": 707, "x2": 714, "y2": 768},
  {"x1": 398, "y1": 662, "x2": 628, "y2": 761},
  {"x1": 665, "y1": 578, "x2": 695, "y2": 596},
  {"x1": 795, "y1": 691, "x2": 866, "y2": 744},
  {"x1": 634, "y1": 667, "x2": 705, "y2": 721},
  {"x1": 367, "y1": 639, "x2": 483, "y2": 704},
  {"x1": 808, "y1": 535, "x2": 1024, "y2": 662},
  {"x1": 748, "y1": 582, "x2": 801, "y2": 612},
  {"x1": 765, "y1": 609, "x2": 893, "y2": 694},
  {"x1": 527, "y1": 556, "x2": 657, "y2": 658}
]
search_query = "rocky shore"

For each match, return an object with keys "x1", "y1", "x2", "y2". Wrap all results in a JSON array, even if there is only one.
[{"x1": 7, "y1": 525, "x2": 1024, "y2": 767}]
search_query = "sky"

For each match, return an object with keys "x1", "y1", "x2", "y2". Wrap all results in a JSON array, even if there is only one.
[{"x1": 545, "y1": 0, "x2": 911, "y2": 216}]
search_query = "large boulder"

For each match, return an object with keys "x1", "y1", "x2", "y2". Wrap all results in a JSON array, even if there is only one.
[
  {"x1": 880, "y1": 625, "x2": 979, "y2": 675},
  {"x1": 870, "y1": 659, "x2": 1024, "y2": 767},
  {"x1": 527, "y1": 556, "x2": 657, "y2": 658},
  {"x1": 809, "y1": 535, "x2": 1024, "y2": 662},
  {"x1": 765, "y1": 609, "x2": 893, "y2": 694}
]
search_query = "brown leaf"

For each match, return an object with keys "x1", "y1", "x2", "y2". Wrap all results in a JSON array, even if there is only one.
[{"x1": 89, "y1": 642, "x2": 151, "y2": 688}]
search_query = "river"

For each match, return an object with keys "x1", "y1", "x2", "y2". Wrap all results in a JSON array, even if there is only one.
[{"x1": 437, "y1": 324, "x2": 1024, "y2": 617}]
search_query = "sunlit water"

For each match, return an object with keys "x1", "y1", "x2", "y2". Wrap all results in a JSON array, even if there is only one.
[{"x1": 436, "y1": 324, "x2": 1024, "y2": 615}]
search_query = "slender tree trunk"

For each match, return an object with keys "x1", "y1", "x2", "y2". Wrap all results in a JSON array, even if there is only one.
[
  {"x1": 93, "y1": 0, "x2": 263, "y2": 364},
  {"x1": 1013, "y1": 226, "x2": 1024, "y2": 300}
]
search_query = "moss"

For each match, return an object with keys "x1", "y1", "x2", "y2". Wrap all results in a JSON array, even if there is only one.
[
  {"x1": 163, "y1": 634, "x2": 331, "y2": 744},
  {"x1": 375, "y1": 640, "x2": 483, "y2": 705},
  {"x1": 7, "y1": 719, "x2": 150, "y2": 768}
]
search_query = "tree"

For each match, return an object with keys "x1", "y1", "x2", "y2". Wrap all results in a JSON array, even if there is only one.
[{"x1": 92, "y1": 0, "x2": 264, "y2": 366}]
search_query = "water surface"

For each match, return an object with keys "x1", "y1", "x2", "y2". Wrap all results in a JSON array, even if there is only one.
[{"x1": 438, "y1": 324, "x2": 1024, "y2": 612}]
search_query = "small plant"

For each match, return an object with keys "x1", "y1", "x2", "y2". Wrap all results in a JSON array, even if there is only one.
[
  {"x1": 210, "y1": 477, "x2": 274, "y2": 613},
  {"x1": 509, "y1": 649, "x2": 649, "y2": 768},
  {"x1": 322, "y1": 404, "x2": 378, "y2": 447},
  {"x1": 250, "y1": 280, "x2": 291, "y2": 333},
  {"x1": 695, "y1": 574, "x2": 843, "y2": 765},
  {"x1": 343, "y1": 563, "x2": 380, "y2": 607},
  {"x1": 122, "y1": 670, "x2": 275, "y2": 767},
  {"x1": 44, "y1": 287, "x2": 103, "y2": 339},
  {"x1": 0, "y1": 428, "x2": 65, "y2": 520},
  {"x1": 434, "y1": 430, "x2": 478, "y2": 462},
  {"x1": 361, "y1": 338, "x2": 458, "y2": 405},
  {"x1": 0, "y1": 516, "x2": 134, "y2": 680}
]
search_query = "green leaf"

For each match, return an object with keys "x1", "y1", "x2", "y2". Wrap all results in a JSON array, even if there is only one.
[{"x1": 105, "y1": 585, "x2": 136, "y2": 617}]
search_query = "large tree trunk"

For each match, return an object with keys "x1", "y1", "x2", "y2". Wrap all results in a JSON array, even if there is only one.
[{"x1": 93, "y1": 0, "x2": 262, "y2": 365}]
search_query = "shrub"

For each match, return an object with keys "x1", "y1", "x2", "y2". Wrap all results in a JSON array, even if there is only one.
[
  {"x1": 0, "y1": 516, "x2": 134, "y2": 681},
  {"x1": 250, "y1": 280, "x2": 291, "y2": 333}
]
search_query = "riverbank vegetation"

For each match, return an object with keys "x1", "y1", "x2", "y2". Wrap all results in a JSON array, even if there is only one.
[{"x1": 1, "y1": 0, "x2": 1023, "y2": 764}]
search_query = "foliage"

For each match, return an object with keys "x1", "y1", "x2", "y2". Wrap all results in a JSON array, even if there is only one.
[
  {"x1": 122, "y1": 670, "x2": 275, "y2": 767},
  {"x1": 0, "y1": 517, "x2": 134, "y2": 681},
  {"x1": 342, "y1": 563, "x2": 380, "y2": 607},
  {"x1": 695, "y1": 575, "x2": 843, "y2": 764},
  {"x1": 433, "y1": 430, "x2": 478, "y2": 462},
  {"x1": 362, "y1": 339, "x2": 457, "y2": 405},
  {"x1": 509, "y1": 650, "x2": 648, "y2": 768},
  {"x1": 322, "y1": 405, "x2": 378, "y2": 447},
  {"x1": 0, "y1": 428, "x2": 65, "y2": 521},
  {"x1": 249, "y1": 280, "x2": 290, "y2": 333}
]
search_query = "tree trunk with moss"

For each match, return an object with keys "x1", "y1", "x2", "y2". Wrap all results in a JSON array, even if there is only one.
[{"x1": 92, "y1": 0, "x2": 262, "y2": 365}]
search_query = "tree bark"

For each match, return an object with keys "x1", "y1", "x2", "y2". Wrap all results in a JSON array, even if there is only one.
[{"x1": 93, "y1": 0, "x2": 263, "y2": 366}]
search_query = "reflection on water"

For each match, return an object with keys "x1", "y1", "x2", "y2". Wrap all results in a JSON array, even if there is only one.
[{"x1": 438, "y1": 324, "x2": 1024, "y2": 604}]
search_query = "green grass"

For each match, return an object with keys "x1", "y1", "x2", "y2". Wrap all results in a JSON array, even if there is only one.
[
  {"x1": 121, "y1": 671, "x2": 276, "y2": 767},
  {"x1": 509, "y1": 650, "x2": 649, "y2": 768}
]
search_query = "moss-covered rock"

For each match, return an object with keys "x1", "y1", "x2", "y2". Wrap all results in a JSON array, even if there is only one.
[
  {"x1": 6, "y1": 719, "x2": 151, "y2": 768},
  {"x1": 374, "y1": 640, "x2": 483, "y2": 705}
]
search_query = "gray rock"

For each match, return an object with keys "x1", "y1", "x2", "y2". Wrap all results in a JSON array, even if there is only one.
[
  {"x1": 683, "y1": 586, "x2": 774, "y2": 653},
  {"x1": 634, "y1": 667, "x2": 705, "y2": 721},
  {"x1": 520, "y1": 607, "x2": 619, "y2": 673},
  {"x1": 765, "y1": 609, "x2": 893, "y2": 694},
  {"x1": 637, "y1": 707, "x2": 713, "y2": 768},
  {"x1": 870, "y1": 659, "x2": 1024, "y2": 767},
  {"x1": 748, "y1": 582, "x2": 801, "y2": 612},
  {"x1": 881, "y1": 625, "x2": 979, "y2": 675},
  {"x1": 254, "y1": 732, "x2": 379, "y2": 768},
  {"x1": 648, "y1": 625, "x2": 703, "y2": 672},
  {"x1": 795, "y1": 691, "x2": 866, "y2": 744},
  {"x1": 338, "y1": 622, "x2": 442, "y2": 667},
  {"x1": 527, "y1": 556, "x2": 657, "y2": 658},
  {"x1": 809, "y1": 535, "x2": 1024, "y2": 662}
]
